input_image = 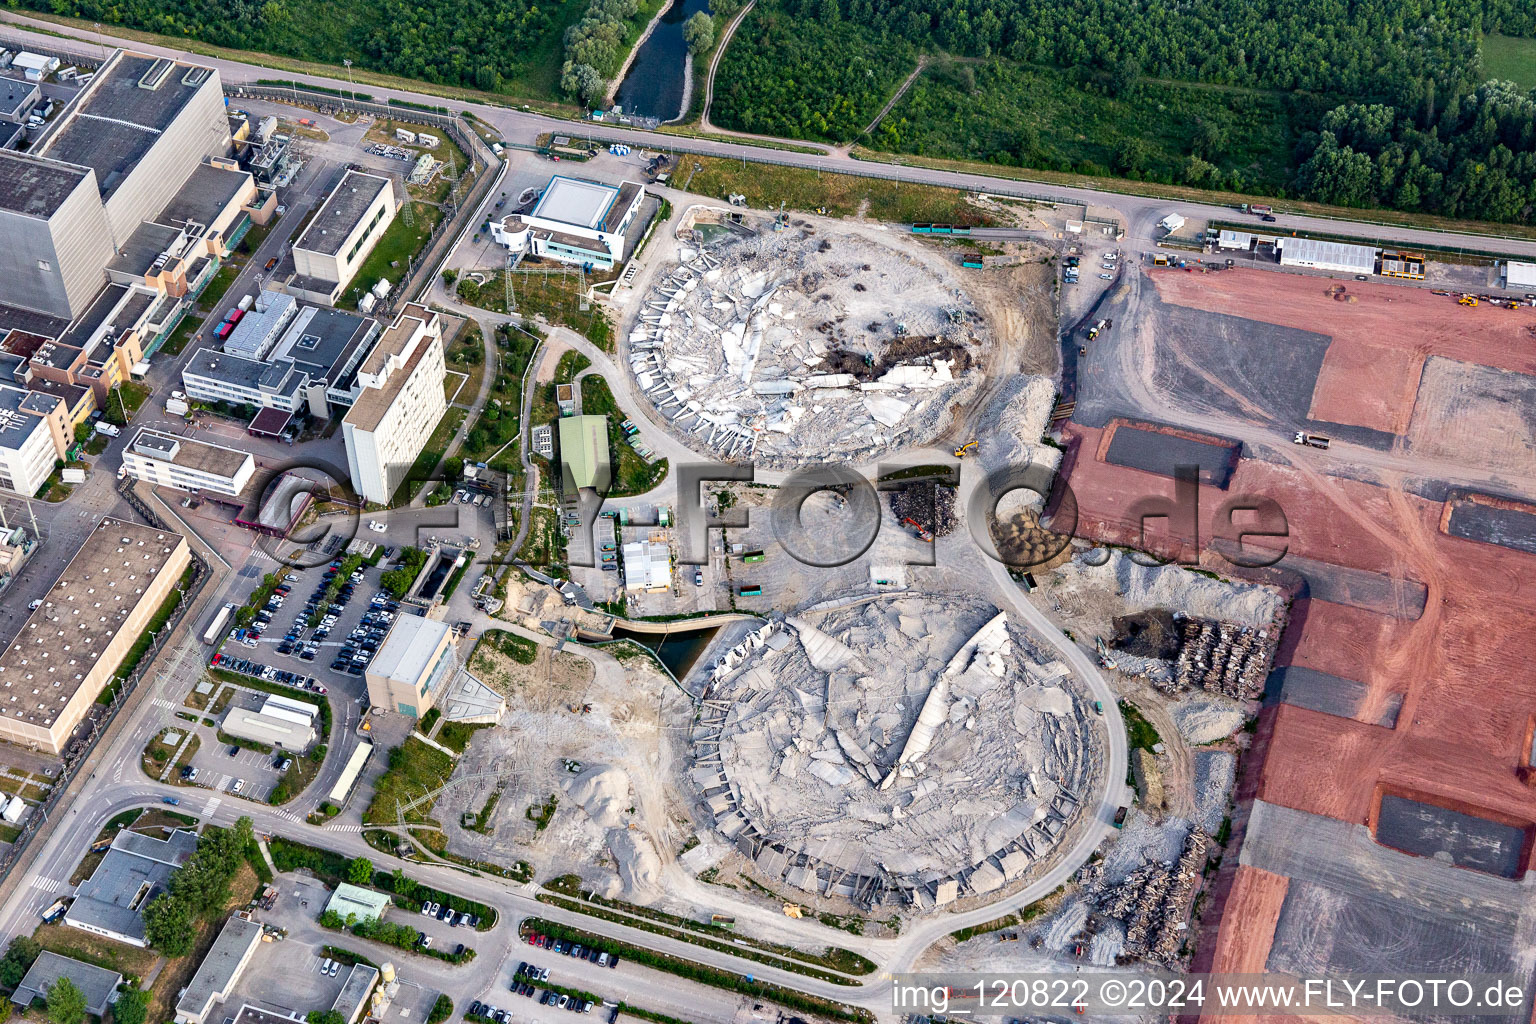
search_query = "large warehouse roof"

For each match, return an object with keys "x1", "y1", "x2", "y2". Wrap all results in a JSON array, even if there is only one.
[
  {"x1": 557, "y1": 415, "x2": 610, "y2": 492},
  {"x1": 66, "y1": 827, "x2": 197, "y2": 943},
  {"x1": 1277, "y1": 236, "x2": 1377, "y2": 274},
  {"x1": 0, "y1": 519, "x2": 185, "y2": 735},
  {"x1": 222, "y1": 707, "x2": 314, "y2": 749}
]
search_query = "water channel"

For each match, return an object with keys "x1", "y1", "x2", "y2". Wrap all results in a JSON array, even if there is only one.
[{"x1": 612, "y1": 0, "x2": 712, "y2": 123}]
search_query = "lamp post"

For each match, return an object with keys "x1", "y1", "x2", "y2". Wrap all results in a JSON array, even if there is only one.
[{"x1": 343, "y1": 59, "x2": 355, "y2": 106}]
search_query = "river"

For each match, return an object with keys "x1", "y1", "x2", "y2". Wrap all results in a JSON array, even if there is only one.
[{"x1": 613, "y1": 0, "x2": 711, "y2": 123}]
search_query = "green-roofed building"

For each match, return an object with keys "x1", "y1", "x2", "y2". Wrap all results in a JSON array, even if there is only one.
[{"x1": 557, "y1": 415, "x2": 611, "y2": 494}]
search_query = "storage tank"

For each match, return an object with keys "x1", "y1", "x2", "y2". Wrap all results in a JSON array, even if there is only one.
[
  {"x1": 372, "y1": 278, "x2": 391, "y2": 299},
  {"x1": 379, "y1": 962, "x2": 396, "y2": 984}
]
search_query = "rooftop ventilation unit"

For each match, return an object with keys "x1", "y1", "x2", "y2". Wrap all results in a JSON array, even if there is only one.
[
  {"x1": 181, "y1": 66, "x2": 210, "y2": 87},
  {"x1": 139, "y1": 58, "x2": 174, "y2": 91}
]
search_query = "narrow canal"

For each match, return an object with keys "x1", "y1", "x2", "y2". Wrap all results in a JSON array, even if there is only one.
[{"x1": 612, "y1": 0, "x2": 712, "y2": 123}]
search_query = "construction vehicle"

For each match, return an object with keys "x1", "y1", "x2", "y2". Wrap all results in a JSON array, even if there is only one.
[
  {"x1": 954, "y1": 440, "x2": 977, "y2": 458},
  {"x1": 1113, "y1": 806, "x2": 1129, "y2": 829},
  {"x1": 902, "y1": 517, "x2": 934, "y2": 542},
  {"x1": 1153, "y1": 253, "x2": 1170, "y2": 267},
  {"x1": 782, "y1": 904, "x2": 803, "y2": 919},
  {"x1": 1292, "y1": 432, "x2": 1331, "y2": 450},
  {"x1": 1087, "y1": 318, "x2": 1110, "y2": 340},
  {"x1": 1459, "y1": 295, "x2": 1479, "y2": 306}
]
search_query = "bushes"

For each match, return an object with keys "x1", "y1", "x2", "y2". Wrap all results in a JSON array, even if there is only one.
[
  {"x1": 380, "y1": 548, "x2": 429, "y2": 599},
  {"x1": 428, "y1": 995, "x2": 454, "y2": 1024}
]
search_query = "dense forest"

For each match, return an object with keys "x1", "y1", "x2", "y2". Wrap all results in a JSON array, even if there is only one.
[
  {"x1": 713, "y1": 0, "x2": 1536, "y2": 222},
  {"x1": 24, "y1": 0, "x2": 587, "y2": 94}
]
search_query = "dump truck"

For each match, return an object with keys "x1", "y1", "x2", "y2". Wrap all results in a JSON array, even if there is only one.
[{"x1": 1292, "y1": 432, "x2": 1331, "y2": 450}]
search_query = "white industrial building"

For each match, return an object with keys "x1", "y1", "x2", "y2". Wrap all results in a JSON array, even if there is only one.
[
  {"x1": 291, "y1": 171, "x2": 396, "y2": 304},
  {"x1": 623, "y1": 539, "x2": 671, "y2": 592},
  {"x1": 491, "y1": 175, "x2": 645, "y2": 270},
  {"x1": 1277, "y1": 236, "x2": 1377, "y2": 275},
  {"x1": 1502, "y1": 261, "x2": 1536, "y2": 290},
  {"x1": 0, "y1": 384, "x2": 63, "y2": 496},
  {"x1": 221, "y1": 702, "x2": 314, "y2": 750},
  {"x1": 122, "y1": 428, "x2": 255, "y2": 495},
  {"x1": 342, "y1": 304, "x2": 447, "y2": 504}
]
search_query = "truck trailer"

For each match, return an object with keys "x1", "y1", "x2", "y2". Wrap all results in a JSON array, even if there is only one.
[{"x1": 204, "y1": 602, "x2": 237, "y2": 644}]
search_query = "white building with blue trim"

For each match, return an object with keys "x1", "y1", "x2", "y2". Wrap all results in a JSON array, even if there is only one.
[{"x1": 491, "y1": 175, "x2": 644, "y2": 270}]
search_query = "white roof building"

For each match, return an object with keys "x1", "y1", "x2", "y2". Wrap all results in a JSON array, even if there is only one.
[
  {"x1": 122, "y1": 429, "x2": 255, "y2": 496},
  {"x1": 490, "y1": 174, "x2": 645, "y2": 270},
  {"x1": 221, "y1": 706, "x2": 314, "y2": 750},
  {"x1": 1503, "y1": 261, "x2": 1536, "y2": 289},
  {"x1": 1277, "y1": 236, "x2": 1377, "y2": 274},
  {"x1": 623, "y1": 539, "x2": 671, "y2": 592}
]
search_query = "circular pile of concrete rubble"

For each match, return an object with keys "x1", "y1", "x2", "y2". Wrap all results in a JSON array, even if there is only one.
[
  {"x1": 628, "y1": 224, "x2": 988, "y2": 466},
  {"x1": 690, "y1": 596, "x2": 1102, "y2": 910}
]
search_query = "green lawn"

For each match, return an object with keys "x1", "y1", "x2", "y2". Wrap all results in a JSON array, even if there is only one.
[
  {"x1": 339, "y1": 202, "x2": 443, "y2": 311},
  {"x1": 200, "y1": 265, "x2": 240, "y2": 309},
  {"x1": 461, "y1": 271, "x2": 615, "y2": 351},
  {"x1": 1482, "y1": 34, "x2": 1536, "y2": 90}
]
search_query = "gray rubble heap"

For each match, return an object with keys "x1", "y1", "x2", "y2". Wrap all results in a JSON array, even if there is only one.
[
  {"x1": 1093, "y1": 826, "x2": 1211, "y2": 965},
  {"x1": 690, "y1": 597, "x2": 1101, "y2": 910},
  {"x1": 629, "y1": 226, "x2": 985, "y2": 465}
]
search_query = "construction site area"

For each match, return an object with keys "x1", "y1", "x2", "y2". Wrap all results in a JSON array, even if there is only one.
[
  {"x1": 1051, "y1": 257, "x2": 1536, "y2": 1004},
  {"x1": 626, "y1": 214, "x2": 990, "y2": 465},
  {"x1": 688, "y1": 597, "x2": 1103, "y2": 911}
]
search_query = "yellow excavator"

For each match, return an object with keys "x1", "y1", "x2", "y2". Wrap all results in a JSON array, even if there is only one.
[
  {"x1": 1458, "y1": 295, "x2": 1479, "y2": 306},
  {"x1": 954, "y1": 440, "x2": 978, "y2": 458}
]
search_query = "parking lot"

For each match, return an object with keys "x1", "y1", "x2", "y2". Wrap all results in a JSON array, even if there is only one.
[
  {"x1": 218, "y1": 556, "x2": 403, "y2": 692},
  {"x1": 177, "y1": 681, "x2": 295, "y2": 801},
  {"x1": 476, "y1": 933, "x2": 628, "y2": 1024}
]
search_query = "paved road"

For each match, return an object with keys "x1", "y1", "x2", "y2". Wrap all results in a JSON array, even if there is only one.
[{"x1": 5, "y1": 12, "x2": 1536, "y2": 267}]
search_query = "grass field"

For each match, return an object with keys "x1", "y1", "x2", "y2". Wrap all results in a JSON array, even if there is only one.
[
  {"x1": 364, "y1": 737, "x2": 456, "y2": 825},
  {"x1": 1482, "y1": 34, "x2": 1536, "y2": 90},
  {"x1": 683, "y1": 156, "x2": 999, "y2": 225},
  {"x1": 880, "y1": 62, "x2": 1304, "y2": 191},
  {"x1": 463, "y1": 270, "x2": 616, "y2": 351},
  {"x1": 340, "y1": 202, "x2": 442, "y2": 311},
  {"x1": 579, "y1": 374, "x2": 668, "y2": 497}
]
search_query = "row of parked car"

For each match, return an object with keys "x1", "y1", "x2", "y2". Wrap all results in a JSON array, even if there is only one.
[
  {"x1": 526, "y1": 932, "x2": 620, "y2": 968},
  {"x1": 210, "y1": 654, "x2": 329, "y2": 696},
  {"x1": 420, "y1": 899, "x2": 479, "y2": 928}
]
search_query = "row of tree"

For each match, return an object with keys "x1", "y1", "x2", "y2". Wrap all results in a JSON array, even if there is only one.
[{"x1": 142, "y1": 817, "x2": 256, "y2": 957}]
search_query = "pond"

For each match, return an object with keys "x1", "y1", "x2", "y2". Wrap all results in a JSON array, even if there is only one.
[
  {"x1": 612, "y1": 0, "x2": 712, "y2": 123},
  {"x1": 609, "y1": 622, "x2": 719, "y2": 680}
]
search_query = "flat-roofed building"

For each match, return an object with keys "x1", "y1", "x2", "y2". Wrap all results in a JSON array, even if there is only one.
[
  {"x1": 65, "y1": 827, "x2": 198, "y2": 945},
  {"x1": 0, "y1": 149, "x2": 115, "y2": 319},
  {"x1": 0, "y1": 80, "x2": 40, "y2": 125},
  {"x1": 123, "y1": 429, "x2": 255, "y2": 496},
  {"x1": 491, "y1": 175, "x2": 645, "y2": 270},
  {"x1": 1277, "y1": 236, "x2": 1377, "y2": 275},
  {"x1": 34, "y1": 51, "x2": 230, "y2": 244},
  {"x1": 181, "y1": 304, "x2": 381, "y2": 420},
  {"x1": 327, "y1": 739, "x2": 374, "y2": 807},
  {"x1": 12, "y1": 953, "x2": 122, "y2": 1016},
  {"x1": 0, "y1": 384, "x2": 65, "y2": 496},
  {"x1": 622, "y1": 539, "x2": 671, "y2": 592},
  {"x1": 173, "y1": 913, "x2": 263, "y2": 1024},
  {"x1": 333, "y1": 963, "x2": 380, "y2": 1024},
  {"x1": 342, "y1": 304, "x2": 446, "y2": 504},
  {"x1": 0, "y1": 517, "x2": 190, "y2": 753},
  {"x1": 221, "y1": 706, "x2": 314, "y2": 750},
  {"x1": 1502, "y1": 260, "x2": 1536, "y2": 289},
  {"x1": 292, "y1": 171, "x2": 396, "y2": 303},
  {"x1": 365, "y1": 615, "x2": 456, "y2": 718}
]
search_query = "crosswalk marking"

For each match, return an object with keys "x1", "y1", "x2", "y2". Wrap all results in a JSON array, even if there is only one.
[
  {"x1": 326, "y1": 823, "x2": 366, "y2": 833},
  {"x1": 150, "y1": 697, "x2": 176, "y2": 711},
  {"x1": 203, "y1": 796, "x2": 222, "y2": 818},
  {"x1": 31, "y1": 876, "x2": 64, "y2": 893}
]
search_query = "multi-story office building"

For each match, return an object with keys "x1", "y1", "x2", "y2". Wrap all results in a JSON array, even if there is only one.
[
  {"x1": 291, "y1": 171, "x2": 396, "y2": 304},
  {"x1": 342, "y1": 304, "x2": 446, "y2": 504},
  {"x1": 121, "y1": 429, "x2": 255, "y2": 496}
]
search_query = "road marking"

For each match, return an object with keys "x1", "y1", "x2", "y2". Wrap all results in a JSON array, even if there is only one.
[
  {"x1": 326, "y1": 824, "x2": 366, "y2": 833},
  {"x1": 32, "y1": 876, "x2": 63, "y2": 893},
  {"x1": 203, "y1": 796, "x2": 222, "y2": 818},
  {"x1": 150, "y1": 697, "x2": 176, "y2": 711}
]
